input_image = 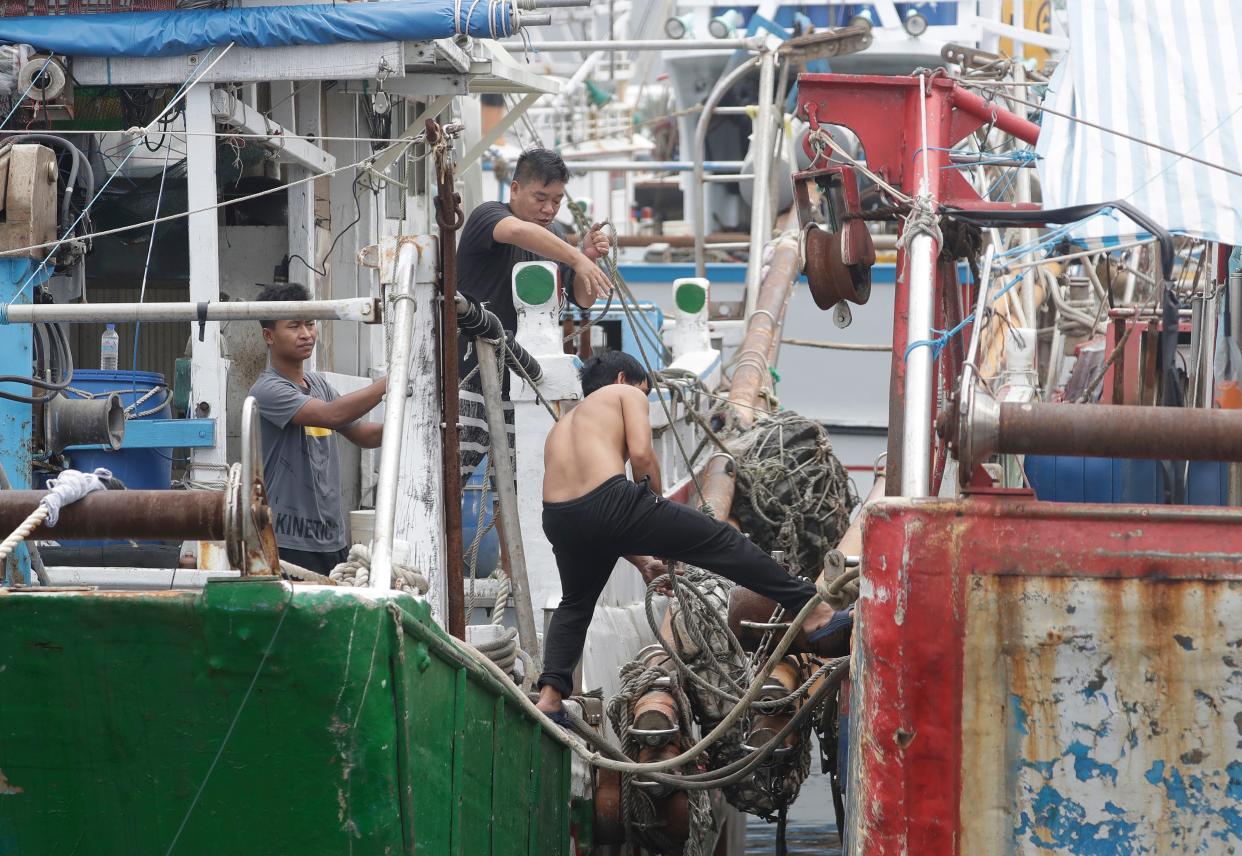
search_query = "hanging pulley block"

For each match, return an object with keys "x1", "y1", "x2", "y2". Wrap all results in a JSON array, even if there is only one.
[
  {"x1": 793, "y1": 163, "x2": 876, "y2": 311},
  {"x1": 803, "y1": 219, "x2": 875, "y2": 310}
]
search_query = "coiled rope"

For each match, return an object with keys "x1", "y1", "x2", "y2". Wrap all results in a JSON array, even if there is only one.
[{"x1": 328, "y1": 543, "x2": 429, "y2": 594}]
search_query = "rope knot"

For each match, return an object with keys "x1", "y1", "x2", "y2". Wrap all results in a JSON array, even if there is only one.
[{"x1": 41, "y1": 467, "x2": 111, "y2": 527}]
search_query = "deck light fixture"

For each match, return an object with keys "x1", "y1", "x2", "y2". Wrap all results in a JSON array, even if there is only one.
[
  {"x1": 903, "y1": 9, "x2": 929, "y2": 37},
  {"x1": 664, "y1": 14, "x2": 692, "y2": 38},
  {"x1": 708, "y1": 9, "x2": 745, "y2": 38}
]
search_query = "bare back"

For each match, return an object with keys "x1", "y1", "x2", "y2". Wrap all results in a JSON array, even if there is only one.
[{"x1": 543, "y1": 383, "x2": 654, "y2": 502}]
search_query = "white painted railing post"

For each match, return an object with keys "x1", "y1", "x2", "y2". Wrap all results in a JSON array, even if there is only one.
[{"x1": 370, "y1": 237, "x2": 446, "y2": 619}]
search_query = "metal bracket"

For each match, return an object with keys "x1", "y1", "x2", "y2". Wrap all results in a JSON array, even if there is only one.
[
  {"x1": 832, "y1": 302, "x2": 853, "y2": 328},
  {"x1": 227, "y1": 396, "x2": 282, "y2": 576}
]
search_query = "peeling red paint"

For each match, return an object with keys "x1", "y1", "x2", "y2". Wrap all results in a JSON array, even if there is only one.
[{"x1": 852, "y1": 497, "x2": 1242, "y2": 855}]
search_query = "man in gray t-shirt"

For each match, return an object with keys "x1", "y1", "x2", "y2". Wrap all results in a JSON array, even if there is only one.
[{"x1": 248, "y1": 283, "x2": 387, "y2": 573}]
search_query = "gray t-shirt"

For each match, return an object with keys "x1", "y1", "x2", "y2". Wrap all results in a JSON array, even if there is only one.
[{"x1": 248, "y1": 367, "x2": 357, "y2": 553}]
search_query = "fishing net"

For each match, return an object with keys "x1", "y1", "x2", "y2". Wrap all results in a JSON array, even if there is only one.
[{"x1": 731, "y1": 411, "x2": 857, "y2": 579}]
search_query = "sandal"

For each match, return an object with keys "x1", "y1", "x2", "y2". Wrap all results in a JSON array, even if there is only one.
[{"x1": 806, "y1": 605, "x2": 854, "y2": 657}]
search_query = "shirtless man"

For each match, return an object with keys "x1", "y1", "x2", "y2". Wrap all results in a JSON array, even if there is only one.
[{"x1": 534, "y1": 350, "x2": 853, "y2": 720}]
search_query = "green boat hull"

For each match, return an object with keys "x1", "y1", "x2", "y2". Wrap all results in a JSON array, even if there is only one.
[{"x1": 0, "y1": 580, "x2": 582, "y2": 855}]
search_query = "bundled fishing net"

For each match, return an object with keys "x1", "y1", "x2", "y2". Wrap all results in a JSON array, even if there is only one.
[{"x1": 731, "y1": 411, "x2": 857, "y2": 579}]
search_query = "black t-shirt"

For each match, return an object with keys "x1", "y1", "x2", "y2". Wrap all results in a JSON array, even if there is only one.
[
  {"x1": 456, "y1": 201, "x2": 588, "y2": 390},
  {"x1": 457, "y1": 201, "x2": 588, "y2": 331}
]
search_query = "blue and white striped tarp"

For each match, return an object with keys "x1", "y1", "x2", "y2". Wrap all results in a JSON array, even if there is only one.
[{"x1": 1036, "y1": 0, "x2": 1242, "y2": 245}]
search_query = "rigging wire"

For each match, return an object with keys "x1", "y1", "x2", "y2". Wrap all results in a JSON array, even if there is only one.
[
  {"x1": 0, "y1": 128, "x2": 424, "y2": 270},
  {"x1": 7, "y1": 42, "x2": 237, "y2": 308},
  {"x1": 959, "y1": 80, "x2": 1242, "y2": 182},
  {"x1": 131, "y1": 128, "x2": 175, "y2": 373},
  {"x1": 286, "y1": 175, "x2": 366, "y2": 278}
]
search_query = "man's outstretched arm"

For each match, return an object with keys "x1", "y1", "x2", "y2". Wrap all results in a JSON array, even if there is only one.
[
  {"x1": 620, "y1": 385, "x2": 662, "y2": 496},
  {"x1": 492, "y1": 215, "x2": 612, "y2": 304},
  {"x1": 293, "y1": 377, "x2": 387, "y2": 431},
  {"x1": 340, "y1": 421, "x2": 383, "y2": 449}
]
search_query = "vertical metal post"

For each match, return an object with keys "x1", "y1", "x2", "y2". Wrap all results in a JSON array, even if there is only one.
[
  {"x1": 744, "y1": 48, "x2": 778, "y2": 319},
  {"x1": 371, "y1": 238, "x2": 447, "y2": 622},
  {"x1": 899, "y1": 75, "x2": 944, "y2": 498},
  {"x1": 1013, "y1": 63, "x2": 1037, "y2": 329},
  {"x1": 474, "y1": 338, "x2": 541, "y2": 665},
  {"x1": 1230, "y1": 270, "x2": 1242, "y2": 505},
  {"x1": 0, "y1": 257, "x2": 38, "y2": 584},
  {"x1": 185, "y1": 85, "x2": 228, "y2": 493},
  {"x1": 370, "y1": 243, "x2": 419, "y2": 589},
  {"x1": 901, "y1": 234, "x2": 937, "y2": 497}
]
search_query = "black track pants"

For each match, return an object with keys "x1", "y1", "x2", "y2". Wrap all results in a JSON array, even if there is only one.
[{"x1": 536, "y1": 475, "x2": 817, "y2": 697}]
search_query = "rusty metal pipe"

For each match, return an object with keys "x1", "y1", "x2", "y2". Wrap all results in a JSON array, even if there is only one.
[
  {"x1": 0, "y1": 490, "x2": 225, "y2": 541},
  {"x1": 983, "y1": 401, "x2": 1242, "y2": 463},
  {"x1": 431, "y1": 119, "x2": 466, "y2": 640},
  {"x1": 730, "y1": 236, "x2": 800, "y2": 429},
  {"x1": 745, "y1": 658, "x2": 802, "y2": 750},
  {"x1": 698, "y1": 237, "x2": 800, "y2": 522},
  {"x1": 698, "y1": 453, "x2": 737, "y2": 524}
]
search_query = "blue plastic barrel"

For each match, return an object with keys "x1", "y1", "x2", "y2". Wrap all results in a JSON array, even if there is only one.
[
  {"x1": 461, "y1": 456, "x2": 501, "y2": 578},
  {"x1": 62, "y1": 369, "x2": 172, "y2": 490}
]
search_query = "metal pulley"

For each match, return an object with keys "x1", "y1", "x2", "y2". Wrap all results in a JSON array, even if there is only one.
[
  {"x1": 802, "y1": 219, "x2": 875, "y2": 311},
  {"x1": 17, "y1": 55, "x2": 67, "y2": 103},
  {"x1": 792, "y1": 163, "x2": 876, "y2": 322}
]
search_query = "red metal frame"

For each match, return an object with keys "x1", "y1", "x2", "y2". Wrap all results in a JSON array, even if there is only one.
[{"x1": 795, "y1": 73, "x2": 1040, "y2": 493}]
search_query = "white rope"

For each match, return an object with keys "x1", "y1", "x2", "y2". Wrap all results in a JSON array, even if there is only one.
[
  {"x1": 40, "y1": 467, "x2": 112, "y2": 526},
  {"x1": 329, "y1": 542, "x2": 429, "y2": 594},
  {"x1": 0, "y1": 467, "x2": 111, "y2": 563}
]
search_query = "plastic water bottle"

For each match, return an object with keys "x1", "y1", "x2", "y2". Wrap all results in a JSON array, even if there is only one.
[{"x1": 100, "y1": 323, "x2": 119, "y2": 371}]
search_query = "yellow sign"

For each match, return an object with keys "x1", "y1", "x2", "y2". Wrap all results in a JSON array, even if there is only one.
[
  {"x1": 304, "y1": 426, "x2": 333, "y2": 438},
  {"x1": 1000, "y1": 0, "x2": 1053, "y2": 66}
]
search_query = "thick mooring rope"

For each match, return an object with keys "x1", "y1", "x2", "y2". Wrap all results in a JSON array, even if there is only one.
[{"x1": 328, "y1": 543, "x2": 429, "y2": 594}]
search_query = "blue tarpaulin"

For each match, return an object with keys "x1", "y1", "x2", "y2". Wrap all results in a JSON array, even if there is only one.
[{"x1": 0, "y1": 0, "x2": 515, "y2": 58}]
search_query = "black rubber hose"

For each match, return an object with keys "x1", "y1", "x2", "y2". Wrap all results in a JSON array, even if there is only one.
[
  {"x1": 941, "y1": 199, "x2": 1176, "y2": 280},
  {"x1": 455, "y1": 293, "x2": 544, "y2": 384},
  {"x1": 0, "y1": 321, "x2": 74, "y2": 403}
]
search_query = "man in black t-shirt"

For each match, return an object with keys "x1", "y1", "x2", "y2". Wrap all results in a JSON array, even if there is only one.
[{"x1": 456, "y1": 148, "x2": 612, "y2": 486}]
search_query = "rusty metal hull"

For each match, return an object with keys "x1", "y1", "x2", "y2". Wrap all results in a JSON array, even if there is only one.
[
  {"x1": 851, "y1": 495, "x2": 1242, "y2": 855},
  {"x1": 0, "y1": 490, "x2": 225, "y2": 541}
]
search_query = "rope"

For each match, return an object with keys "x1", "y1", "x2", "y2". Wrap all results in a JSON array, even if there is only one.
[
  {"x1": 0, "y1": 467, "x2": 111, "y2": 563},
  {"x1": 65, "y1": 384, "x2": 171, "y2": 419},
  {"x1": 606, "y1": 660, "x2": 699, "y2": 853},
  {"x1": 806, "y1": 127, "x2": 912, "y2": 204},
  {"x1": 328, "y1": 543, "x2": 429, "y2": 594},
  {"x1": 958, "y1": 82, "x2": 1242, "y2": 183}
]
